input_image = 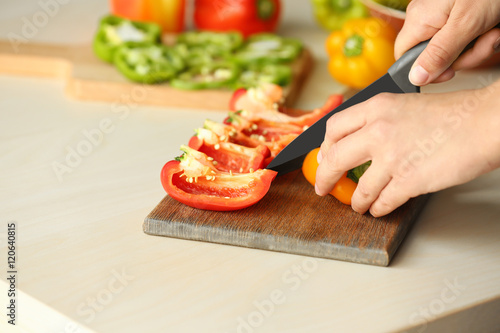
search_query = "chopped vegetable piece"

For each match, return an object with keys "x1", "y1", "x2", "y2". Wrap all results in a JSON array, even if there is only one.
[
  {"x1": 173, "y1": 44, "x2": 228, "y2": 67},
  {"x1": 113, "y1": 42, "x2": 184, "y2": 83},
  {"x1": 188, "y1": 128, "x2": 270, "y2": 173},
  {"x1": 176, "y1": 31, "x2": 243, "y2": 53},
  {"x1": 203, "y1": 119, "x2": 291, "y2": 159},
  {"x1": 231, "y1": 84, "x2": 344, "y2": 127},
  {"x1": 234, "y1": 63, "x2": 292, "y2": 89},
  {"x1": 225, "y1": 111, "x2": 302, "y2": 157},
  {"x1": 170, "y1": 62, "x2": 240, "y2": 90},
  {"x1": 93, "y1": 15, "x2": 161, "y2": 63},
  {"x1": 161, "y1": 146, "x2": 277, "y2": 211},
  {"x1": 229, "y1": 88, "x2": 248, "y2": 111},
  {"x1": 233, "y1": 33, "x2": 303, "y2": 64}
]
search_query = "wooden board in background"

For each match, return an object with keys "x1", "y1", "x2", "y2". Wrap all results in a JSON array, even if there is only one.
[
  {"x1": 144, "y1": 170, "x2": 429, "y2": 266},
  {"x1": 0, "y1": 40, "x2": 314, "y2": 110}
]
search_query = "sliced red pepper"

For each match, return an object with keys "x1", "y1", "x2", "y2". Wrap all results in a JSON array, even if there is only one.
[
  {"x1": 188, "y1": 128, "x2": 270, "y2": 173},
  {"x1": 203, "y1": 119, "x2": 261, "y2": 148},
  {"x1": 278, "y1": 94, "x2": 344, "y2": 127},
  {"x1": 229, "y1": 88, "x2": 247, "y2": 111},
  {"x1": 204, "y1": 118, "x2": 293, "y2": 159},
  {"x1": 226, "y1": 111, "x2": 302, "y2": 138},
  {"x1": 229, "y1": 83, "x2": 282, "y2": 112},
  {"x1": 161, "y1": 146, "x2": 277, "y2": 211},
  {"x1": 231, "y1": 84, "x2": 344, "y2": 127},
  {"x1": 225, "y1": 111, "x2": 301, "y2": 155}
]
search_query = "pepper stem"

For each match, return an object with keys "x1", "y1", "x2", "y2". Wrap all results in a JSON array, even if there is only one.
[
  {"x1": 257, "y1": 0, "x2": 275, "y2": 20},
  {"x1": 343, "y1": 34, "x2": 364, "y2": 57}
]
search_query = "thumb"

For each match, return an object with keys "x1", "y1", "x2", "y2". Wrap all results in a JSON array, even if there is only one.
[{"x1": 409, "y1": 24, "x2": 473, "y2": 86}]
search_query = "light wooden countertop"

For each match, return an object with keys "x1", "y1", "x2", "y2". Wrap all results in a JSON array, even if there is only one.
[{"x1": 1, "y1": 1, "x2": 499, "y2": 332}]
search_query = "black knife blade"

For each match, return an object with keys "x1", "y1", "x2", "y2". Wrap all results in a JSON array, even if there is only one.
[{"x1": 266, "y1": 40, "x2": 430, "y2": 175}]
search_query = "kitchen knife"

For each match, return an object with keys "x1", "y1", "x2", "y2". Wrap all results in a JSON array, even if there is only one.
[{"x1": 266, "y1": 40, "x2": 430, "y2": 175}]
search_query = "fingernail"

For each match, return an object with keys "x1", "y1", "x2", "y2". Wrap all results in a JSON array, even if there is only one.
[
  {"x1": 317, "y1": 150, "x2": 322, "y2": 163},
  {"x1": 494, "y1": 37, "x2": 500, "y2": 52},
  {"x1": 409, "y1": 65, "x2": 429, "y2": 86},
  {"x1": 315, "y1": 184, "x2": 321, "y2": 195}
]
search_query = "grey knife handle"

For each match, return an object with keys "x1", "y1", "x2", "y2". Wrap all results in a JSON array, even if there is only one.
[{"x1": 388, "y1": 40, "x2": 429, "y2": 93}]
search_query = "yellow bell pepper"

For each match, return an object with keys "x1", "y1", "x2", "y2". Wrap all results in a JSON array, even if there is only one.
[{"x1": 325, "y1": 17, "x2": 397, "y2": 89}]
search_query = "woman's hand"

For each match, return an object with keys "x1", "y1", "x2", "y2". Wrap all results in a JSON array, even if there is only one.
[
  {"x1": 395, "y1": 0, "x2": 500, "y2": 86},
  {"x1": 315, "y1": 81, "x2": 500, "y2": 217}
]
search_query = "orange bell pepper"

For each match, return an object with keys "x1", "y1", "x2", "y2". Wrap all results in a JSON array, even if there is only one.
[
  {"x1": 110, "y1": 0, "x2": 185, "y2": 32},
  {"x1": 302, "y1": 148, "x2": 371, "y2": 206}
]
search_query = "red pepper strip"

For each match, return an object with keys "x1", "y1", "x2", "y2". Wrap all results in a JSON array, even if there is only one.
[
  {"x1": 188, "y1": 131, "x2": 270, "y2": 173},
  {"x1": 230, "y1": 87, "x2": 344, "y2": 128},
  {"x1": 229, "y1": 88, "x2": 247, "y2": 111},
  {"x1": 224, "y1": 112, "x2": 302, "y2": 156},
  {"x1": 278, "y1": 94, "x2": 344, "y2": 127}
]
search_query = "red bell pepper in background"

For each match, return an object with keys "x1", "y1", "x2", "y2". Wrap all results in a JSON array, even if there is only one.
[
  {"x1": 194, "y1": 0, "x2": 281, "y2": 37},
  {"x1": 161, "y1": 146, "x2": 277, "y2": 211}
]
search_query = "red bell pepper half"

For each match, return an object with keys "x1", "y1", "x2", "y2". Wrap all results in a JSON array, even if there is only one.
[{"x1": 161, "y1": 146, "x2": 277, "y2": 211}]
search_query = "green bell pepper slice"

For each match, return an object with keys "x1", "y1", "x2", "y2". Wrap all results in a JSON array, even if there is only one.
[
  {"x1": 113, "y1": 42, "x2": 185, "y2": 84},
  {"x1": 233, "y1": 33, "x2": 303, "y2": 65},
  {"x1": 311, "y1": 0, "x2": 368, "y2": 31},
  {"x1": 93, "y1": 15, "x2": 162, "y2": 63},
  {"x1": 170, "y1": 62, "x2": 241, "y2": 90},
  {"x1": 173, "y1": 44, "x2": 229, "y2": 67},
  {"x1": 176, "y1": 31, "x2": 243, "y2": 54},
  {"x1": 234, "y1": 63, "x2": 292, "y2": 89}
]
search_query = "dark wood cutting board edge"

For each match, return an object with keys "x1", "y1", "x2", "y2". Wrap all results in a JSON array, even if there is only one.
[{"x1": 144, "y1": 170, "x2": 429, "y2": 266}]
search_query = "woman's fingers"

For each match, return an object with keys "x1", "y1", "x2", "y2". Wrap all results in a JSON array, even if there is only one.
[
  {"x1": 409, "y1": 21, "x2": 477, "y2": 86},
  {"x1": 369, "y1": 180, "x2": 412, "y2": 217},
  {"x1": 350, "y1": 162, "x2": 392, "y2": 214},
  {"x1": 317, "y1": 93, "x2": 399, "y2": 196},
  {"x1": 394, "y1": 0, "x2": 449, "y2": 60},
  {"x1": 452, "y1": 28, "x2": 500, "y2": 70},
  {"x1": 315, "y1": 131, "x2": 372, "y2": 196},
  {"x1": 318, "y1": 101, "x2": 369, "y2": 163},
  {"x1": 395, "y1": 0, "x2": 500, "y2": 86},
  {"x1": 431, "y1": 67, "x2": 455, "y2": 84}
]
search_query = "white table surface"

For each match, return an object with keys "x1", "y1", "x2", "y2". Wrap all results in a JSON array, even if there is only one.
[{"x1": 1, "y1": 1, "x2": 499, "y2": 332}]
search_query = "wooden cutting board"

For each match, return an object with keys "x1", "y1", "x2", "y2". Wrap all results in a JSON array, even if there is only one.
[
  {"x1": 0, "y1": 39, "x2": 313, "y2": 110},
  {"x1": 144, "y1": 170, "x2": 429, "y2": 266}
]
